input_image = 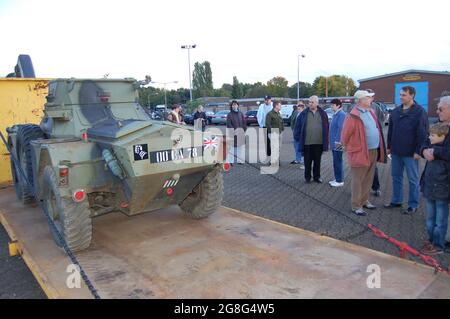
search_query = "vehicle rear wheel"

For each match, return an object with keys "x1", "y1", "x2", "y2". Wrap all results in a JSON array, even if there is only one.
[
  {"x1": 14, "y1": 124, "x2": 45, "y2": 203},
  {"x1": 42, "y1": 166, "x2": 92, "y2": 252},
  {"x1": 179, "y1": 167, "x2": 223, "y2": 219}
]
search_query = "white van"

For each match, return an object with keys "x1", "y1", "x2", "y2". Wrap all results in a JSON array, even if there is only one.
[{"x1": 280, "y1": 104, "x2": 295, "y2": 126}]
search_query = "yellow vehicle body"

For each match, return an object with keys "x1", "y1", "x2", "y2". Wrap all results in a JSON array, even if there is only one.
[{"x1": 0, "y1": 78, "x2": 49, "y2": 184}]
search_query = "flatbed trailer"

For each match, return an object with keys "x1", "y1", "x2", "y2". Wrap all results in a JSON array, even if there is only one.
[{"x1": 0, "y1": 185, "x2": 449, "y2": 299}]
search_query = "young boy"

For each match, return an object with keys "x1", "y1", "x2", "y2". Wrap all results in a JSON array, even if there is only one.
[{"x1": 420, "y1": 123, "x2": 450, "y2": 255}]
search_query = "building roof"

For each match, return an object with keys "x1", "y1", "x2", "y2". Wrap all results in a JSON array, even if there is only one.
[{"x1": 358, "y1": 70, "x2": 450, "y2": 83}]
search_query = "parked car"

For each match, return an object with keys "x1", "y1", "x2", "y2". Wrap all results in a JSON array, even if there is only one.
[
  {"x1": 325, "y1": 107, "x2": 334, "y2": 121},
  {"x1": 184, "y1": 113, "x2": 195, "y2": 125},
  {"x1": 280, "y1": 105, "x2": 295, "y2": 126},
  {"x1": 210, "y1": 110, "x2": 230, "y2": 125},
  {"x1": 151, "y1": 110, "x2": 164, "y2": 121},
  {"x1": 206, "y1": 111, "x2": 215, "y2": 125},
  {"x1": 245, "y1": 110, "x2": 258, "y2": 126}
]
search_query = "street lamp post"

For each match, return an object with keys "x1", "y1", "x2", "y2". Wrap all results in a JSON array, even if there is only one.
[
  {"x1": 297, "y1": 54, "x2": 305, "y2": 102},
  {"x1": 181, "y1": 44, "x2": 197, "y2": 101},
  {"x1": 151, "y1": 81, "x2": 178, "y2": 108}
]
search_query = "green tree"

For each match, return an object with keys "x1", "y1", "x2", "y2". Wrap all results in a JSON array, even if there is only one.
[
  {"x1": 231, "y1": 76, "x2": 243, "y2": 99},
  {"x1": 288, "y1": 82, "x2": 313, "y2": 99},
  {"x1": 193, "y1": 61, "x2": 214, "y2": 98},
  {"x1": 312, "y1": 75, "x2": 357, "y2": 97},
  {"x1": 267, "y1": 76, "x2": 289, "y2": 97},
  {"x1": 244, "y1": 82, "x2": 268, "y2": 98},
  {"x1": 213, "y1": 88, "x2": 232, "y2": 98}
]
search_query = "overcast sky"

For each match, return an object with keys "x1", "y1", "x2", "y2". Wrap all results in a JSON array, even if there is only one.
[{"x1": 1, "y1": 0, "x2": 449, "y2": 90}]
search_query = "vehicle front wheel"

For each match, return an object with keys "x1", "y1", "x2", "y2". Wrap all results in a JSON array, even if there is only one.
[
  {"x1": 42, "y1": 166, "x2": 92, "y2": 252},
  {"x1": 179, "y1": 167, "x2": 223, "y2": 219}
]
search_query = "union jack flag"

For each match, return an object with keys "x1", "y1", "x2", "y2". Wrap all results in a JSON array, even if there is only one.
[{"x1": 203, "y1": 136, "x2": 219, "y2": 150}]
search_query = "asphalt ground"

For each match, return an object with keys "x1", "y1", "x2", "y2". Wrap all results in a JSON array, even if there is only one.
[{"x1": 0, "y1": 125, "x2": 448, "y2": 299}]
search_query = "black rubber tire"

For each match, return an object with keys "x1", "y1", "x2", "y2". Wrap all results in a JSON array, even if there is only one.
[
  {"x1": 15, "y1": 55, "x2": 35, "y2": 78},
  {"x1": 10, "y1": 159, "x2": 22, "y2": 201},
  {"x1": 42, "y1": 166, "x2": 92, "y2": 252},
  {"x1": 179, "y1": 167, "x2": 223, "y2": 219},
  {"x1": 15, "y1": 124, "x2": 45, "y2": 204}
]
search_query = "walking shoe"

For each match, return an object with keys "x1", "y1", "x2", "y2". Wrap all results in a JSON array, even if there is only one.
[
  {"x1": 329, "y1": 181, "x2": 344, "y2": 187},
  {"x1": 290, "y1": 160, "x2": 299, "y2": 164},
  {"x1": 305, "y1": 179, "x2": 312, "y2": 184},
  {"x1": 384, "y1": 203, "x2": 402, "y2": 209},
  {"x1": 372, "y1": 189, "x2": 381, "y2": 197},
  {"x1": 313, "y1": 178, "x2": 323, "y2": 184},
  {"x1": 352, "y1": 208, "x2": 367, "y2": 216},
  {"x1": 299, "y1": 164, "x2": 305, "y2": 170},
  {"x1": 363, "y1": 202, "x2": 377, "y2": 210},
  {"x1": 420, "y1": 245, "x2": 444, "y2": 255},
  {"x1": 403, "y1": 207, "x2": 417, "y2": 215}
]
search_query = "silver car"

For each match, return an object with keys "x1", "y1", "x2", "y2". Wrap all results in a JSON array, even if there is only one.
[{"x1": 210, "y1": 110, "x2": 230, "y2": 125}]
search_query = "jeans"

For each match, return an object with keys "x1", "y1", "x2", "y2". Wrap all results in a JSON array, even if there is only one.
[
  {"x1": 292, "y1": 140, "x2": 303, "y2": 163},
  {"x1": 227, "y1": 145, "x2": 245, "y2": 164},
  {"x1": 390, "y1": 155, "x2": 420, "y2": 209},
  {"x1": 332, "y1": 150, "x2": 344, "y2": 183},
  {"x1": 425, "y1": 198, "x2": 449, "y2": 250}
]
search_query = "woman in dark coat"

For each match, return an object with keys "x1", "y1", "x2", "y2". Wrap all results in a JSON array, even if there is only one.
[{"x1": 226, "y1": 100, "x2": 247, "y2": 164}]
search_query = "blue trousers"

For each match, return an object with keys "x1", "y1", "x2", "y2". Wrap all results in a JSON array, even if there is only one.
[
  {"x1": 425, "y1": 198, "x2": 449, "y2": 250},
  {"x1": 332, "y1": 150, "x2": 344, "y2": 183},
  {"x1": 292, "y1": 140, "x2": 303, "y2": 163},
  {"x1": 390, "y1": 155, "x2": 420, "y2": 209}
]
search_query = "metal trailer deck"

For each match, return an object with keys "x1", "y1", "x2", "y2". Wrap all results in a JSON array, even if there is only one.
[{"x1": 0, "y1": 186, "x2": 448, "y2": 299}]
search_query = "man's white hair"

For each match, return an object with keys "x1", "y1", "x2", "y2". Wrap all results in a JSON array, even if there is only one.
[
  {"x1": 440, "y1": 95, "x2": 450, "y2": 108},
  {"x1": 309, "y1": 95, "x2": 319, "y2": 103}
]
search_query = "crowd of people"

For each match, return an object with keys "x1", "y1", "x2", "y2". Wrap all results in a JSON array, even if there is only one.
[
  {"x1": 164, "y1": 89, "x2": 450, "y2": 255},
  {"x1": 255, "y1": 88, "x2": 449, "y2": 255}
]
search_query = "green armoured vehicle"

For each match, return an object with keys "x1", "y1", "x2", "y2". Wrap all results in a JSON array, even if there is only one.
[{"x1": 7, "y1": 78, "x2": 229, "y2": 251}]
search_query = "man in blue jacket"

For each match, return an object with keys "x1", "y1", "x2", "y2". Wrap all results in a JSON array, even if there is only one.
[
  {"x1": 328, "y1": 99, "x2": 347, "y2": 187},
  {"x1": 385, "y1": 86, "x2": 429, "y2": 214},
  {"x1": 293, "y1": 95, "x2": 329, "y2": 183}
]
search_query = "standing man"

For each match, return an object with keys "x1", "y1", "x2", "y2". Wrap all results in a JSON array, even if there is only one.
[
  {"x1": 193, "y1": 105, "x2": 207, "y2": 131},
  {"x1": 342, "y1": 90, "x2": 387, "y2": 216},
  {"x1": 293, "y1": 95, "x2": 329, "y2": 183},
  {"x1": 329, "y1": 99, "x2": 347, "y2": 187},
  {"x1": 290, "y1": 103, "x2": 305, "y2": 168},
  {"x1": 257, "y1": 95, "x2": 273, "y2": 163},
  {"x1": 385, "y1": 86, "x2": 429, "y2": 215},
  {"x1": 367, "y1": 89, "x2": 386, "y2": 197},
  {"x1": 265, "y1": 101, "x2": 285, "y2": 166},
  {"x1": 226, "y1": 101, "x2": 247, "y2": 164}
]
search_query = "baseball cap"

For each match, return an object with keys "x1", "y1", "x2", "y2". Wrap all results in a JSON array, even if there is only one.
[
  {"x1": 354, "y1": 90, "x2": 375, "y2": 99},
  {"x1": 264, "y1": 95, "x2": 272, "y2": 100}
]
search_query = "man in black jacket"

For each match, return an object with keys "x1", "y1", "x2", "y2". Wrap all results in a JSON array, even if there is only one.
[{"x1": 384, "y1": 86, "x2": 429, "y2": 214}]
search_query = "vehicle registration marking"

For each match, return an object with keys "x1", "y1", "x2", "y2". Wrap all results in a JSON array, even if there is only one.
[{"x1": 150, "y1": 146, "x2": 203, "y2": 163}]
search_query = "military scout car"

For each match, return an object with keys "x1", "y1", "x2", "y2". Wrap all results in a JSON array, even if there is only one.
[{"x1": 7, "y1": 78, "x2": 228, "y2": 251}]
